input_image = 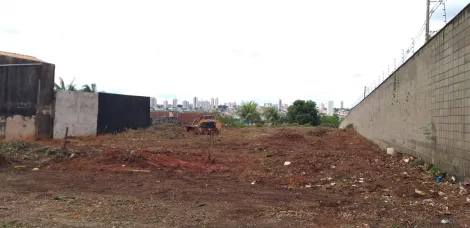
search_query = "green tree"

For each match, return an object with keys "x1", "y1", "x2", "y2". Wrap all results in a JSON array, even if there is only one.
[
  {"x1": 54, "y1": 77, "x2": 77, "y2": 91},
  {"x1": 286, "y1": 100, "x2": 321, "y2": 126},
  {"x1": 82, "y1": 83, "x2": 97, "y2": 93},
  {"x1": 216, "y1": 113, "x2": 245, "y2": 128},
  {"x1": 320, "y1": 114, "x2": 341, "y2": 128},
  {"x1": 237, "y1": 101, "x2": 261, "y2": 124},
  {"x1": 263, "y1": 107, "x2": 280, "y2": 125}
]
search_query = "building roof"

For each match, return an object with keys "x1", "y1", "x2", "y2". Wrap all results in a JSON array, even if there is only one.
[{"x1": 0, "y1": 51, "x2": 44, "y2": 62}]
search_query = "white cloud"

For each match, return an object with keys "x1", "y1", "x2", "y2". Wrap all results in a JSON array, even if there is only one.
[{"x1": 0, "y1": 0, "x2": 468, "y2": 107}]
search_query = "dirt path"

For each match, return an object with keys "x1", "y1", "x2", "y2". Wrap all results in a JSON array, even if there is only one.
[{"x1": 1, "y1": 127, "x2": 469, "y2": 227}]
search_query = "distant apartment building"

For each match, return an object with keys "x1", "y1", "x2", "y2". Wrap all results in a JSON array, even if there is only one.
[
  {"x1": 182, "y1": 100, "x2": 189, "y2": 109},
  {"x1": 320, "y1": 103, "x2": 325, "y2": 110},
  {"x1": 327, "y1": 101, "x2": 334, "y2": 116},
  {"x1": 163, "y1": 100, "x2": 169, "y2": 109},
  {"x1": 150, "y1": 97, "x2": 157, "y2": 109},
  {"x1": 278, "y1": 99, "x2": 282, "y2": 112},
  {"x1": 193, "y1": 97, "x2": 198, "y2": 109},
  {"x1": 215, "y1": 98, "x2": 219, "y2": 109},
  {"x1": 172, "y1": 98, "x2": 178, "y2": 108},
  {"x1": 340, "y1": 101, "x2": 344, "y2": 109},
  {"x1": 211, "y1": 98, "x2": 215, "y2": 109},
  {"x1": 264, "y1": 103, "x2": 272, "y2": 107}
]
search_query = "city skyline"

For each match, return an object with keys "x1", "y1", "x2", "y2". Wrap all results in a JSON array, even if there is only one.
[
  {"x1": 153, "y1": 95, "x2": 347, "y2": 111},
  {"x1": 152, "y1": 96, "x2": 347, "y2": 109}
]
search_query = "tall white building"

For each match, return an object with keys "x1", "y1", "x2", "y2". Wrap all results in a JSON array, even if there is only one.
[
  {"x1": 340, "y1": 101, "x2": 344, "y2": 109},
  {"x1": 215, "y1": 98, "x2": 219, "y2": 109},
  {"x1": 150, "y1": 97, "x2": 157, "y2": 109},
  {"x1": 172, "y1": 98, "x2": 178, "y2": 108},
  {"x1": 211, "y1": 98, "x2": 215, "y2": 109},
  {"x1": 278, "y1": 99, "x2": 282, "y2": 112},
  {"x1": 193, "y1": 97, "x2": 198, "y2": 109},
  {"x1": 182, "y1": 100, "x2": 189, "y2": 109},
  {"x1": 328, "y1": 101, "x2": 334, "y2": 116}
]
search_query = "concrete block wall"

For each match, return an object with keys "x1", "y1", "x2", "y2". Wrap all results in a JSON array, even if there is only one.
[
  {"x1": 340, "y1": 5, "x2": 470, "y2": 179},
  {"x1": 53, "y1": 91, "x2": 98, "y2": 139},
  {"x1": 2, "y1": 115, "x2": 36, "y2": 141}
]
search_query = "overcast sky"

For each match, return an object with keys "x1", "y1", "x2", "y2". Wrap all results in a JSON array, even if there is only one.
[{"x1": 1, "y1": 0, "x2": 469, "y2": 107}]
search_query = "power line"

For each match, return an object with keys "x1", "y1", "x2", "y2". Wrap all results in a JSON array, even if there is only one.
[{"x1": 354, "y1": 1, "x2": 450, "y2": 109}]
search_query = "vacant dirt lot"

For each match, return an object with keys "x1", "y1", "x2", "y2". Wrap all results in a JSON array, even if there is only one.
[{"x1": 1, "y1": 126, "x2": 469, "y2": 227}]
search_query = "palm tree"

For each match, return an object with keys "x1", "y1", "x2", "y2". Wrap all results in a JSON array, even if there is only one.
[
  {"x1": 54, "y1": 77, "x2": 77, "y2": 91},
  {"x1": 237, "y1": 101, "x2": 261, "y2": 124},
  {"x1": 82, "y1": 83, "x2": 97, "y2": 93},
  {"x1": 263, "y1": 107, "x2": 280, "y2": 125}
]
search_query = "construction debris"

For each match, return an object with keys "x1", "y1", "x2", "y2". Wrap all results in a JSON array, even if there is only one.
[{"x1": 415, "y1": 189, "x2": 426, "y2": 196}]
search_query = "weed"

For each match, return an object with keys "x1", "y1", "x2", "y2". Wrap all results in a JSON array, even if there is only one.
[
  {"x1": 1, "y1": 221, "x2": 22, "y2": 228},
  {"x1": 420, "y1": 122, "x2": 436, "y2": 142},
  {"x1": 306, "y1": 127, "x2": 328, "y2": 137},
  {"x1": 116, "y1": 150, "x2": 147, "y2": 163},
  {"x1": 430, "y1": 166, "x2": 441, "y2": 176},
  {"x1": 319, "y1": 123, "x2": 336, "y2": 128},
  {"x1": 411, "y1": 159, "x2": 425, "y2": 167}
]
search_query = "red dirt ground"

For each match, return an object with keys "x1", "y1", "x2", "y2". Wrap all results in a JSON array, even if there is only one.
[{"x1": 1, "y1": 126, "x2": 469, "y2": 227}]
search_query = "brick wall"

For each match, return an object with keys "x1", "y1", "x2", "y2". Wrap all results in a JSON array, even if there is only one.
[{"x1": 340, "y1": 5, "x2": 470, "y2": 179}]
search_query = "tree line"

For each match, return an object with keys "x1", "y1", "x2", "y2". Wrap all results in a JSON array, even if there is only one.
[
  {"x1": 54, "y1": 77, "x2": 98, "y2": 93},
  {"x1": 218, "y1": 99, "x2": 342, "y2": 128}
]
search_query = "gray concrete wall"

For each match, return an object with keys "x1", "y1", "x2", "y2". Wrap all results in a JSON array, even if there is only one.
[
  {"x1": 341, "y1": 5, "x2": 470, "y2": 179},
  {"x1": 53, "y1": 91, "x2": 98, "y2": 138}
]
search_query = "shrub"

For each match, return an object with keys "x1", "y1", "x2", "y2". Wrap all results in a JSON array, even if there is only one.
[{"x1": 319, "y1": 123, "x2": 336, "y2": 128}]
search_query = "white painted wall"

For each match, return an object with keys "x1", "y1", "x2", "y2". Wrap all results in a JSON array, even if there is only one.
[{"x1": 53, "y1": 91, "x2": 98, "y2": 139}]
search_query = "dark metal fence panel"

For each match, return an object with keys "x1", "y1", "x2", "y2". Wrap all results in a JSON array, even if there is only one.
[
  {"x1": 97, "y1": 93, "x2": 150, "y2": 134},
  {"x1": 0, "y1": 65, "x2": 40, "y2": 116}
]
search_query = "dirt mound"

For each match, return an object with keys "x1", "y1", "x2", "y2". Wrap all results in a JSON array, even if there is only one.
[
  {"x1": 107, "y1": 150, "x2": 147, "y2": 163},
  {"x1": 306, "y1": 127, "x2": 329, "y2": 137},
  {"x1": 267, "y1": 131, "x2": 305, "y2": 141}
]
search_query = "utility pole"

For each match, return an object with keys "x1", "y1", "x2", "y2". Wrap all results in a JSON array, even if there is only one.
[{"x1": 426, "y1": 0, "x2": 431, "y2": 42}]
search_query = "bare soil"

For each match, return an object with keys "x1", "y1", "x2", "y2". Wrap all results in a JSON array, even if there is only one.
[{"x1": 1, "y1": 126, "x2": 469, "y2": 227}]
